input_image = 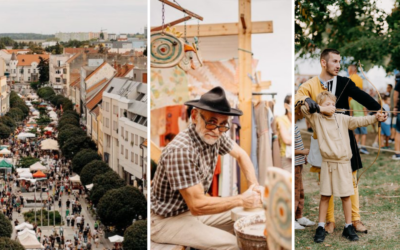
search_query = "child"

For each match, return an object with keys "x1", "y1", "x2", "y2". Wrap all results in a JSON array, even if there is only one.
[
  {"x1": 381, "y1": 95, "x2": 391, "y2": 148},
  {"x1": 294, "y1": 123, "x2": 315, "y2": 229},
  {"x1": 301, "y1": 91, "x2": 385, "y2": 243}
]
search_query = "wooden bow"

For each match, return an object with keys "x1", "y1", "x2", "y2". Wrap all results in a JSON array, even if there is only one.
[{"x1": 356, "y1": 61, "x2": 383, "y2": 186}]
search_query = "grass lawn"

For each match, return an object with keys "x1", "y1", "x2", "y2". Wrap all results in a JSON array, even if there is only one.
[{"x1": 295, "y1": 132, "x2": 400, "y2": 249}]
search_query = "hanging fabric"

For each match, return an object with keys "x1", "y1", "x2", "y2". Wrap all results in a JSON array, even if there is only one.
[{"x1": 250, "y1": 103, "x2": 259, "y2": 180}]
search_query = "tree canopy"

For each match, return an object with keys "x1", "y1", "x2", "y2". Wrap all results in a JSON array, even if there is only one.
[
  {"x1": 37, "y1": 87, "x2": 55, "y2": 100},
  {"x1": 37, "y1": 56, "x2": 49, "y2": 83},
  {"x1": 80, "y1": 160, "x2": 111, "y2": 186},
  {"x1": 97, "y1": 186, "x2": 147, "y2": 231},
  {"x1": 295, "y1": 0, "x2": 397, "y2": 71},
  {"x1": 61, "y1": 135, "x2": 97, "y2": 159},
  {"x1": 0, "y1": 213, "x2": 12, "y2": 238},
  {"x1": 57, "y1": 126, "x2": 86, "y2": 149},
  {"x1": 90, "y1": 171, "x2": 126, "y2": 205},
  {"x1": 0, "y1": 237, "x2": 25, "y2": 250},
  {"x1": 71, "y1": 149, "x2": 102, "y2": 175},
  {"x1": 123, "y1": 220, "x2": 147, "y2": 250}
]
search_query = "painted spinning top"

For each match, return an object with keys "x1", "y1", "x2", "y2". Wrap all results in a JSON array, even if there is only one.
[
  {"x1": 263, "y1": 167, "x2": 292, "y2": 250},
  {"x1": 151, "y1": 27, "x2": 185, "y2": 68}
]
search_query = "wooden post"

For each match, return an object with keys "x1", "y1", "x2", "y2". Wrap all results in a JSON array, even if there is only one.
[{"x1": 238, "y1": 0, "x2": 252, "y2": 193}]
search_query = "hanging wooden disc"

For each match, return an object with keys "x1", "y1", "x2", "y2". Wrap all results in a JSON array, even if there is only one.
[
  {"x1": 151, "y1": 32, "x2": 185, "y2": 68},
  {"x1": 264, "y1": 167, "x2": 291, "y2": 250}
]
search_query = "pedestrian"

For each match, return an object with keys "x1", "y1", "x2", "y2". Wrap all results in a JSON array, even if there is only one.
[
  {"x1": 58, "y1": 199, "x2": 62, "y2": 208},
  {"x1": 60, "y1": 226, "x2": 64, "y2": 237},
  {"x1": 66, "y1": 214, "x2": 71, "y2": 226},
  {"x1": 71, "y1": 216, "x2": 75, "y2": 228},
  {"x1": 94, "y1": 235, "x2": 99, "y2": 248}
]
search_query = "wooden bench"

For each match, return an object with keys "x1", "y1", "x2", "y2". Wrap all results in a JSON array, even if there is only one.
[{"x1": 151, "y1": 241, "x2": 186, "y2": 250}]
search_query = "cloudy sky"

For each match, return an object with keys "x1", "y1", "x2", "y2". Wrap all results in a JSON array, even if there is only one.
[
  {"x1": 1, "y1": 0, "x2": 147, "y2": 34},
  {"x1": 151, "y1": 0, "x2": 292, "y2": 116}
]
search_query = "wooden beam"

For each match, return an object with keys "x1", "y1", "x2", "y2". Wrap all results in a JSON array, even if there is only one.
[
  {"x1": 157, "y1": 21, "x2": 273, "y2": 37},
  {"x1": 159, "y1": 0, "x2": 204, "y2": 21},
  {"x1": 151, "y1": 16, "x2": 192, "y2": 32},
  {"x1": 238, "y1": 0, "x2": 252, "y2": 193}
]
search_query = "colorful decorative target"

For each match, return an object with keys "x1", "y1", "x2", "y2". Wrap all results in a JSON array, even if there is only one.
[
  {"x1": 264, "y1": 167, "x2": 292, "y2": 250},
  {"x1": 151, "y1": 32, "x2": 184, "y2": 68}
]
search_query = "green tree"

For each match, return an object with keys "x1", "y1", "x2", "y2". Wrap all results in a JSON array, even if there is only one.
[
  {"x1": 295, "y1": 0, "x2": 387, "y2": 70},
  {"x1": 90, "y1": 171, "x2": 125, "y2": 205},
  {"x1": 37, "y1": 87, "x2": 55, "y2": 100},
  {"x1": 0, "y1": 116, "x2": 16, "y2": 129},
  {"x1": 123, "y1": 220, "x2": 147, "y2": 250},
  {"x1": 97, "y1": 186, "x2": 147, "y2": 231},
  {"x1": 6, "y1": 108, "x2": 25, "y2": 121},
  {"x1": 54, "y1": 42, "x2": 63, "y2": 54},
  {"x1": 58, "y1": 117, "x2": 79, "y2": 130},
  {"x1": 80, "y1": 160, "x2": 111, "y2": 186},
  {"x1": 19, "y1": 157, "x2": 40, "y2": 168},
  {"x1": 71, "y1": 149, "x2": 101, "y2": 175},
  {"x1": 0, "y1": 213, "x2": 12, "y2": 238},
  {"x1": 63, "y1": 110, "x2": 79, "y2": 119},
  {"x1": 37, "y1": 57, "x2": 49, "y2": 84},
  {"x1": 62, "y1": 135, "x2": 97, "y2": 159},
  {"x1": 58, "y1": 127, "x2": 85, "y2": 149},
  {"x1": 0, "y1": 237, "x2": 24, "y2": 250},
  {"x1": 58, "y1": 124, "x2": 79, "y2": 133},
  {"x1": 62, "y1": 98, "x2": 73, "y2": 111},
  {"x1": 0, "y1": 124, "x2": 12, "y2": 139}
]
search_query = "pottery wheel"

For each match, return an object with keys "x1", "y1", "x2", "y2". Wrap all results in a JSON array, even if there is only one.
[{"x1": 231, "y1": 207, "x2": 265, "y2": 222}]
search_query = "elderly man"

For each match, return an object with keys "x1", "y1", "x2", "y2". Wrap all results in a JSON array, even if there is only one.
[{"x1": 151, "y1": 87, "x2": 261, "y2": 249}]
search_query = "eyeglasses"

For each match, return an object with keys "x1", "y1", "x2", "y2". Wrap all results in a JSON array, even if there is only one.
[{"x1": 200, "y1": 114, "x2": 230, "y2": 132}]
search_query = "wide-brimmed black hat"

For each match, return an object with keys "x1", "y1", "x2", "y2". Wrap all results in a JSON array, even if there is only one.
[{"x1": 184, "y1": 87, "x2": 243, "y2": 116}]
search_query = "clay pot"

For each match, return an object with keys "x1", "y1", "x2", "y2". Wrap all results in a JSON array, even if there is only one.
[{"x1": 234, "y1": 214, "x2": 267, "y2": 250}]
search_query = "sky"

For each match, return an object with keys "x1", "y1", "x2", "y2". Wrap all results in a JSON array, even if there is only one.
[
  {"x1": 151, "y1": 0, "x2": 293, "y2": 116},
  {"x1": 0, "y1": 0, "x2": 147, "y2": 34}
]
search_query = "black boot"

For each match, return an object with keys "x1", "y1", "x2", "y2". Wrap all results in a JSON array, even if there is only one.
[
  {"x1": 342, "y1": 225, "x2": 359, "y2": 241},
  {"x1": 314, "y1": 226, "x2": 326, "y2": 243}
]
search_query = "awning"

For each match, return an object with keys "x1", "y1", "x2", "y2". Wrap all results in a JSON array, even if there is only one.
[
  {"x1": 0, "y1": 159, "x2": 12, "y2": 168},
  {"x1": 17, "y1": 228, "x2": 35, "y2": 236},
  {"x1": 32, "y1": 170, "x2": 46, "y2": 178},
  {"x1": 85, "y1": 183, "x2": 93, "y2": 190},
  {"x1": 69, "y1": 175, "x2": 81, "y2": 183},
  {"x1": 29, "y1": 162, "x2": 47, "y2": 171},
  {"x1": 108, "y1": 235, "x2": 124, "y2": 243},
  {"x1": 40, "y1": 139, "x2": 59, "y2": 151},
  {"x1": 18, "y1": 233, "x2": 44, "y2": 249},
  {"x1": 15, "y1": 222, "x2": 33, "y2": 230},
  {"x1": 17, "y1": 133, "x2": 36, "y2": 140},
  {"x1": 0, "y1": 148, "x2": 11, "y2": 155}
]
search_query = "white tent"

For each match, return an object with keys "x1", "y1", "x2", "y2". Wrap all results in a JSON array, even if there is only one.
[
  {"x1": 86, "y1": 184, "x2": 93, "y2": 190},
  {"x1": 108, "y1": 235, "x2": 124, "y2": 243},
  {"x1": 32, "y1": 110, "x2": 40, "y2": 116},
  {"x1": 70, "y1": 175, "x2": 81, "y2": 183},
  {"x1": 46, "y1": 106, "x2": 54, "y2": 111},
  {"x1": 18, "y1": 172, "x2": 33, "y2": 178},
  {"x1": 43, "y1": 127, "x2": 53, "y2": 132},
  {"x1": 15, "y1": 222, "x2": 33, "y2": 230},
  {"x1": 25, "y1": 101, "x2": 32, "y2": 107},
  {"x1": 17, "y1": 133, "x2": 36, "y2": 140},
  {"x1": 29, "y1": 162, "x2": 47, "y2": 171},
  {"x1": 18, "y1": 232, "x2": 44, "y2": 249},
  {"x1": 0, "y1": 148, "x2": 11, "y2": 155},
  {"x1": 40, "y1": 139, "x2": 59, "y2": 151},
  {"x1": 17, "y1": 228, "x2": 36, "y2": 236},
  {"x1": 48, "y1": 111, "x2": 57, "y2": 116}
]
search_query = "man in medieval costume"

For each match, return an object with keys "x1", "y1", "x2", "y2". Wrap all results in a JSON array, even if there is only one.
[{"x1": 294, "y1": 48, "x2": 387, "y2": 234}]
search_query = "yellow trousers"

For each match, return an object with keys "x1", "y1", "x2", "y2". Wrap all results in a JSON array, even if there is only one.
[{"x1": 314, "y1": 168, "x2": 360, "y2": 222}]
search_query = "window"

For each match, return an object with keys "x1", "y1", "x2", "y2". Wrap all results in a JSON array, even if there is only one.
[
  {"x1": 63, "y1": 68, "x2": 67, "y2": 74},
  {"x1": 56, "y1": 78, "x2": 61, "y2": 83},
  {"x1": 113, "y1": 105, "x2": 118, "y2": 114},
  {"x1": 136, "y1": 93, "x2": 145, "y2": 101},
  {"x1": 125, "y1": 131, "x2": 128, "y2": 141},
  {"x1": 113, "y1": 121, "x2": 117, "y2": 131},
  {"x1": 121, "y1": 126, "x2": 124, "y2": 137},
  {"x1": 135, "y1": 154, "x2": 138, "y2": 164},
  {"x1": 131, "y1": 133, "x2": 134, "y2": 143},
  {"x1": 56, "y1": 70, "x2": 61, "y2": 74},
  {"x1": 28, "y1": 69, "x2": 30, "y2": 74},
  {"x1": 121, "y1": 145, "x2": 124, "y2": 154},
  {"x1": 106, "y1": 135, "x2": 111, "y2": 147},
  {"x1": 131, "y1": 152, "x2": 134, "y2": 162},
  {"x1": 33, "y1": 69, "x2": 36, "y2": 73},
  {"x1": 28, "y1": 77, "x2": 30, "y2": 81},
  {"x1": 135, "y1": 135, "x2": 138, "y2": 146},
  {"x1": 140, "y1": 137, "x2": 144, "y2": 144},
  {"x1": 13, "y1": 69, "x2": 16, "y2": 73},
  {"x1": 106, "y1": 118, "x2": 109, "y2": 128},
  {"x1": 125, "y1": 149, "x2": 128, "y2": 159}
]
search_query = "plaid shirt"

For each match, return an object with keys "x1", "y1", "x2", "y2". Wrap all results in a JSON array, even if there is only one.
[{"x1": 151, "y1": 124, "x2": 233, "y2": 217}]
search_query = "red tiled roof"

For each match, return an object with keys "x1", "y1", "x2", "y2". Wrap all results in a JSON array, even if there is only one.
[
  {"x1": 86, "y1": 83, "x2": 109, "y2": 110},
  {"x1": 86, "y1": 78, "x2": 108, "y2": 96},
  {"x1": 17, "y1": 54, "x2": 49, "y2": 66},
  {"x1": 115, "y1": 64, "x2": 134, "y2": 77},
  {"x1": 70, "y1": 77, "x2": 80, "y2": 87},
  {"x1": 91, "y1": 106, "x2": 100, "y2": 116},
  {"x1": 85, "y1": 61, "x2": 108, "y2": 81}
]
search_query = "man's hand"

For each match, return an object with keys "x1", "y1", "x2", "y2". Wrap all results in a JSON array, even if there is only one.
[
  {"x1": 240, "y1": 184, "x2": 262, "y2": 209},
  {"x1": 394, "y1": 107, "x2": 398, "y2": 116},
  {"x1": 305, "y1": 98, "x2": 319, "y2": 113},
  {"x1": 320, "y1": 106, "x2": 335, "y2": 116},
  {"x1": 302, "y1": 149, "x2": 310, "y2": 155},
  {"x1": 375, "y1": 111, "x2": 388, "y2": 122}
]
